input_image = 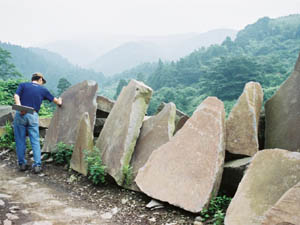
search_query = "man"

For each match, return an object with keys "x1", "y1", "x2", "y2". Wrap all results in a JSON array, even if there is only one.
[{"x1": 13, "y1": 72, "x2": 62, "y2": 173}]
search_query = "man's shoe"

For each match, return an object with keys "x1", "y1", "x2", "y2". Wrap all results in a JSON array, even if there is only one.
[
  {"x1": 19, "y1": 164, "x2": 28, "y2": 171},
  {"x1": 33, "y1": 166, "x2": 42, "y2": 174}
]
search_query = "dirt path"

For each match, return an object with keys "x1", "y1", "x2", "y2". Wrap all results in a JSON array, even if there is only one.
[{"x1": 0, "y1": 163, "x2": 111, "y2": 225}]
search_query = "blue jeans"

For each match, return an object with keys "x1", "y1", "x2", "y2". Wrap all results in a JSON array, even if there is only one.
[{"x1": 13, "y1": 111, "x2": 41, "y2": 167}]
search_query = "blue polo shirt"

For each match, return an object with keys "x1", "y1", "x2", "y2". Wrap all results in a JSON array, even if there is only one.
[{"x1": 15, "y1": 82, "x2": 54, "y2": 112}]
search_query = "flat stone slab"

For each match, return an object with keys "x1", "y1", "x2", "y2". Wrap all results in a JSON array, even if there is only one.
[
  {"x1": 225, "y1": 149, "x2": 300, "y2": 225},
  {"x1": 96, "y1": 80, "x2": 152, "y2": 186},
  {"x1": 42, "y1": 80, "x2": 98, "y2": 152},
  {"x1": 261, "y1": 181, "x2": 300, "y2": 225},
  {"x1": 129, "y1": 102, "x2": 176, "y2": 191},
  {"x1": 226, "y1": 82, "x2": 263, "y2": 156},
  {"x1": 135, "y1": 97, "x2": 226, "y2": 213},
  {"x1": 70, "y1": 112, "x2": 94, "y2": 176},
  {"x1": 265, "y1": 53, "x2": 300, "y2": 151}
]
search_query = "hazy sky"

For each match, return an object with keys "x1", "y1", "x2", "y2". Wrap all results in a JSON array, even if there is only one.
[{"x1": 0, "y1": 0, "x2": 299, "y2": 46}]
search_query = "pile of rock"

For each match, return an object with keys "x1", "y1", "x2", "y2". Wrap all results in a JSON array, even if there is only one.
[{"x1": 2, "y1": 52, "x2": 300, "y2": 224}]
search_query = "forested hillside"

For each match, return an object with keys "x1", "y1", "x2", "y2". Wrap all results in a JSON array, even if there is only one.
[
  {"x1": 109, "y1": 14, "x2": 300, "y2": 115},
  {"x1": 0, "y1": 42, "x2": 106, "y2": 93}
]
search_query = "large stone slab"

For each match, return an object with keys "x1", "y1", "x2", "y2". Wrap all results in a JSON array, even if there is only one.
[
  {"x1": 226, "y1": 82, "x2": 263, "y2": 156},
  {"x1": 225, "y1": 149, "x2": 300, "y2": 225},
  {"x1": 96, "y1": 80, "x2": 152, "y2": 186},
  {"x1": 0, "y1": 105, "x2": 14, "y2": 126},
  {"x1": 39, "y1": 117, "x2": 52, "y2": 129},
  {"x1": 220, "y1": 157, "x2": 252, "y2": 197},
  {"x1": 261, "y1": 181, "x2": 300, "y2": 225},
  {"x1": 129, "y1": 102, "x2": 176, "y2": 191},
  {"x1": 135, "y1": 97, "x2": 226, "y2": 213},
  {"x1": 265, "y1": 53, "x2": 300, "y2": 151},
  {"x1": 96, "y1": 95, "x2": 115, "y2": 118},
  {"x1": 42, "y1": 80, "x2": 98, "y2": 152},
  {"x1": 70, "y1": 112, "x2": 94, "y2": 176}
]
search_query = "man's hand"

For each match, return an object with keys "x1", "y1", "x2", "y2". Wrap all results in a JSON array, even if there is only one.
[{"x1": 53, "y1": 97, "x2": 62, "y2": 107}]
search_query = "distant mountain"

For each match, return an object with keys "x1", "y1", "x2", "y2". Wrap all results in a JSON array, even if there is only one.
[
  {"x1": 89, "y1": 29, "x2": 237, "y2": 76},
  {"x1": 0, "y1": 42, "x2": 105, "y2": 92}
]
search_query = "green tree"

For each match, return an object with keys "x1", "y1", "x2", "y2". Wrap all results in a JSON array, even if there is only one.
[
  {"x1": 0, "y1": 47, "x2": 21, "y2": 80},
  {"x1": 57, "y1": 77, "x2": 71, "y2": 96},
  {"x1": 114, "y1": 79, "x2": 128, "y2": 100}
]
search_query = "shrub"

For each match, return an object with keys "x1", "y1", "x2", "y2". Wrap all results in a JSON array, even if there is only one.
[
  {"x1": 52, "y1": 142, "x2": 73, "y2": 166},
  {"x1": 84, "y1": 147, "x2": 107, "y2": 185},
  {"x1": 199, "y1": 195, "x2": 232, "y2": 225},
  {"x1": 0, "y1": 121, "x2": 16, "y2": 149},
  {"x1": 122, "y1": 165, "x2": 133, "y2": 187}
]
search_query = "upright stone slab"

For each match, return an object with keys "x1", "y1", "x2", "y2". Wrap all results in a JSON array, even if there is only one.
[
  {"x1": 42, "y1": 80, "x2": 98, "y2": 152},
  {"x1": 262, "y1": 181, "x2": 300, "y2": 225},
  {"x1": 96, "y1": 80, "x2": 152, "y2": 186},
  {"x1": 135, "y1": 97, "x2": 225, "y2": 213},
  {"x1": 265, "y1": 53, "x2": 300, "y2": 151},
  {"x1": 226, "y1": 82, "x2": 263, "y2": 156},
  {"x1": 129, "y1": 102, "x2": 176, "y2": 191},
  {"x1": 225, "y1": 149, "x2": 300, "y2": 225},
  {"x1": 70, "y1": 112, "x2": 94, "y2": 176}
]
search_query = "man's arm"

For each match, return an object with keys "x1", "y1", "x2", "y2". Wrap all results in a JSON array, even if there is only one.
[
  {"x1": 53, "y1": 97, "x2": 62, "y2": 106},
  {"x1": 14, "y1": 94, "x2": 21, "y2": 105}
]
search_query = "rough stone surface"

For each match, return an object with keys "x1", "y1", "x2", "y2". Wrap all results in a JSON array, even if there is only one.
[
  {"x1": 129, "y1": 102, "x2": 176, "y2": 191},
  {"x1": 42, "y1": 80, "x2": 98, "y2": 153},
  {"x1": 226, "y1": 82, "x2": 263, "y2": 156},
  {"x1": 156, "y1": 102, "x2": 189, "y2": 134},
  {"x1": 70, "y1": 112, "x2": 94, "y2": 176},
  {"x1": 96, "y1": 95, "x2": 115, "y2": 117},
  {"x1": 39, "y1": 117, "x2": 52, "y2": 129},
  {"x1": 225, "y1": 149, "x2": 300, "y2": 225},
  {"x1": 0, "y1": 105, "x2": 14, "y2": 126},
  {"x1": 265, "y1": 53, "x2": 300, "y2": 151},
  {"x1": 220, "y1": 157, "x2": 252, "y2": 197},
  {"x1": 135, "y1": 97, "x2": 226, "y2": 213},
  {"x1": 261, "y1": 181, "x2": 300, "y2": 225},
  {"x1": 96, "y1": 80, "x2": 152, "y2": 186}
]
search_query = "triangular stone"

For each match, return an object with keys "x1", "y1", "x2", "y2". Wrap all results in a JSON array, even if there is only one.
[
  {"x1": 129, "y1": 102, "x2": 176, "y2": 191},
  {"x1": 70, "y1": 112, "x2": 94, "y2": 176},
  {"x1": 226, "y1": 82, "x2": 263, "y2": 156},
  {"x1": 261, "y1": 181, "x2": 300, "y2": 225},
  {"x1": 225, "y1": 149, "x2": 300, "y2": 225},
  {"x1": 42, "y1": 80, "x2": 98, "y2": 152},
  {"x1": 135, "y1": 97, "x2": 225, "y2": 213},
  {"x1": 95, "y1": 80, "x2": 152, "y2": 186},
  {"x1": 265, "y1": 53, "x2": 300, "y2": 151}
]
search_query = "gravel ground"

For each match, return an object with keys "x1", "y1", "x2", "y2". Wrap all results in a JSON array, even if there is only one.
[{"x1": 0, "y1": 149, "x2": 198, "y2": 225}]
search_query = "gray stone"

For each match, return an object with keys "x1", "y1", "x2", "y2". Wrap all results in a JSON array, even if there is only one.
[
  {"x1": 220, "y1": 157, "x2": 252, "y2": 197},
  {"x1": 0, "y1": 199, "x2": 5, "y2": 206},
  {"x1": 146, "y1": 199, "x2": 164, "y2": 209},
  {"x1": 3, "y1": 219, "x2": 12, "y2": 225},
  {"x1": 70, "y1": 112, "x2": 94, "y2": 176},
  {"x1": 96, "y1": 95, "x2": 115, "y2": 117},
  {"x1": 0, "y1": 105, "x2": 14, "y2": 126},
  {"x1": 261, "y1": 181, "x2": 300, "y2": 225},
  {"x1": 96, "y1": 80, "x2": 152, "y2": 186},
  {"x1": 265, "y1": 53, "x2": 300, "y2": 151},
  {"x1": 226, "y1": 82, "x2": 263, "y2": 156},
  {"x1": 225, "y1": 149, "x2": 300, "y2": 225},
  {"x1": 129, "y1": 102, "x2": 176, "y2": 191},
  {"x1": 136, "y1": 97, "x2": 226, "y2": 213},
  {"x1": 42, "y1": 80, "x2": 98, "y2": 152},
  {"x1": 39, "y1": 117, "x2": 52, "y2": 129}
]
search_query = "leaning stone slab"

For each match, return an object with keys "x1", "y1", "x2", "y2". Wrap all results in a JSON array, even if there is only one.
[
  {"x1": 129, "y1": 102, "x2": 176, "y2": 191},
  {"x1": 0, "y1": 105, "x2": 14, "y2": 126},
  {"x1": 265, "y1": 53, "x2": 300, "y2": 151},
  {"x1": 226, "y1": 82, "x2": 263, "y2": 156},
  {"x1": 261, "y1": 181, "x2": 300, "y2": 225},
  {"x1": 220, "y1": 157, "x2": 252, "y2": 197},
  {"x1": 96, "y1": 95, "x2": 115, "y2": 118},
  {"x1": 96, "y1": 80, "x2": 152, "y2": 186},
  {"x1": 70, "y1": 112, "x2": 94, "y2": 176},
  {"x1": 42, "y1": 80, "x2": 98, "y2": 152},
  {"x1": 225, "y1": 149, "x2": 300, "y2": 225},
  {"x1": 135, "y1": 97, "x2": 225, "y2": 213}
]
